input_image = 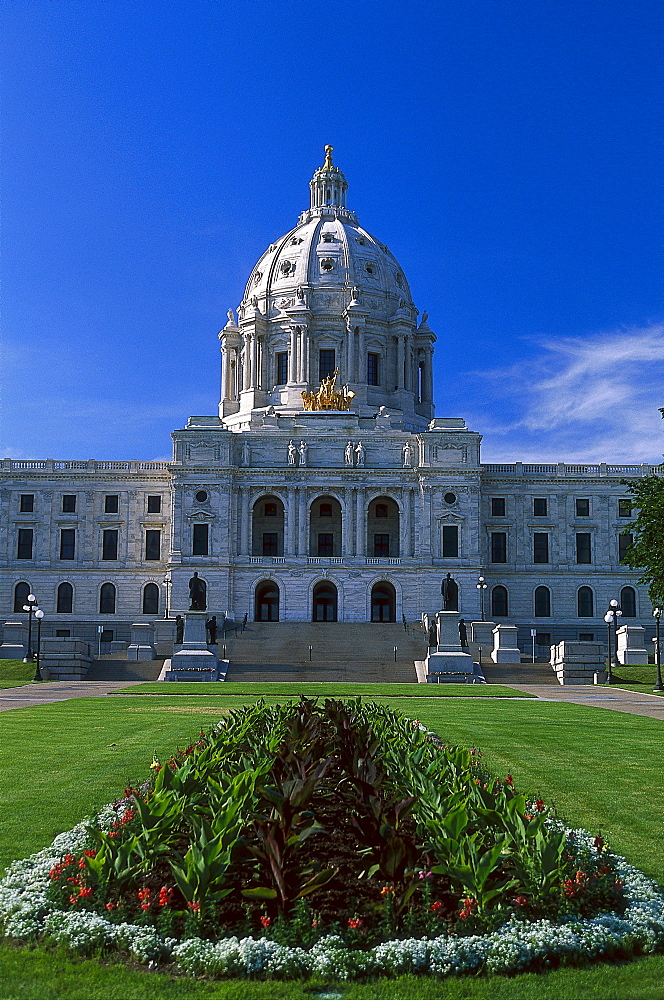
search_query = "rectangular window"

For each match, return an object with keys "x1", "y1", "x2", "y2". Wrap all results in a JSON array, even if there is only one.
[
  {"x1": 59, "y1": 528, "x2": 76, "y2": 560},
  {"x1": 535, "y1": 633, "x2": 551, "y2": 647},
  {"x1": 367, "y1": 352, "x2": 380, "y2": 386},
  {"x1": 20, "y1": 494, "x2": 34, "y2": 512},
  {"x1": 100, "y1": 629, "x2": 114, "y2": 643},
  {"x1": 491, "y1": 497, "x2": 506, "y2": 517},
  {"x1": 618, "y1": 499, "x2": 632, "y2": 518},
  {"x1": 576, "y1": 532, "x2": 592, "y2": 564},
  {"x1": 318, "y1": 532, "x2": 334, "y2": 556},
  {"x1": 262, "y1": 532, "x2": 278, "y2": 556},
  {"x1": 442, "y1": 524, "x2": 459, "y2": 557},
  {"x1": 192, "y1": 523, "x2": 209, "y2": 556},
  {"x1": 619, "y1": 532, "x2": 633, "y2": 562},
  {"x1": 104, "y1": 494, "x2": 119, "y2": 514},
  {"x1": 490, "y1": 532, "x2": 507, "y2": 563},
  {"x1": 276, "y1": 352, "x2": 288, "y2": 385},
  {"x1": 374, "y1": 533, "x2": 390, "y2": 557},
  {"x1": 56, "y1": 629, "x2": 71, "y2": 638},
  {"x1": 62, "y1": 494, "x2": 76, "y2": 513},
  {"x1": 102, "y1": 529, "x2": 118, "y2": 560},
  {"x1": 319, "y1": 349, "x2": 335, "y2": 381},
  {"x1": 147, "y1": 495, "x2": 161, "y2": 514},
  {"x1": 579, "y1": 633, "x2": 595, "y2": 642},
  {"x1": 576, "y1": 498, "x2": 590, "y2": 517},
  {"x1": 17, "y1": 528, "x2": 33, "y2": 559},
  {"x1": 533, "y1": 498, "x2": 547, "y2": 516},
  {"x1": 145, "y1": 529, "x2": 161, "y2": 561},
  {"x1": 533, "y1": 532, "x2": 549, "y2": 563}
]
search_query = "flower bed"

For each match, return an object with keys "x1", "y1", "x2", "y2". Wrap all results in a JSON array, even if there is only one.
[{"x1": 2, "y1": 697, "x2": 664, "y2": 980}]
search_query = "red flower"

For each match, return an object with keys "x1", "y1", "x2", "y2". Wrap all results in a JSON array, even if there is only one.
[
  {"x1": 563, "y1": 879, "x2": 576, "y2": 897},
  {"x1": 513, "y1": 895, "x2": 528, "y2": 907},
  {"x1": 593, "y1": 834, "x2": 605, "y2": 853},
  {"x1": 459, "y1": 897, "x2": 478, "y2": 919},
  {"x1": 84, "y1": 849, "x2": 97, "y2": 858},
  {"x1": 430, "y1": 900, "x2": 444, "y2": 913},
  {"x1": 505, "y1": 775, "x2": 514, "y2": 787},
  {"x1": 535, "y1": 799, "x2": 545, "y2": 812},
  {"x1": 105, "y1": 902, "x2": 115, "y2": 911},
  {"x1": 187, "y1": 901, "x2": 201, "y2": 913},
  {"x1": 260, "y1": 915, "x2": 271, "y2": 928},
  {"x1": 78, "y1": 886, "x2": 93, "y2": 898},
  {"x1": 347, "y1": 916, "x2": 363, "y2": 929},
  {"x1": 158, "y1": 885, "x2": 174, "y2": 907}
]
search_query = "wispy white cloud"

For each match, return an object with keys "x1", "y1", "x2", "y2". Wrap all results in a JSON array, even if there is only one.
[{"x1": 466, "y1": 324, "x2": 664, "y2": 463}]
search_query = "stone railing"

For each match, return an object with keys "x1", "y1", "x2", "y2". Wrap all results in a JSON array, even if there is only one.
[
  {"x1": 483, "y1": 462, "x2": 662, "y2": 478},
  {"x1": 1, "y1": 459, "x2": 170, "y2": 473}
]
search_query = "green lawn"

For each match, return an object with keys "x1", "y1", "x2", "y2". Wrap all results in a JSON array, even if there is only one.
[
  {"x1": 609, "y1": 662, "x2": 664, "y2": 696},
  {"x1": 0, "y1": 658, "x2": 36, "y2": 689},
  {"x1": 1, "y1": 691, "x2": 663, "y2": 998},
  {"x1": 111, "y1": 680, "x2": 534, "y2": 697}
]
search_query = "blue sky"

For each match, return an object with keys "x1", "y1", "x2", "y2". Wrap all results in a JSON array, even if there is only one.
[{"x1": 1, "y1": 0, "x2": 662, "y2": 463}]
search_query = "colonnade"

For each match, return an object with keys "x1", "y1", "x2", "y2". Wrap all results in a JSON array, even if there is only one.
[
  {"x1": 234, "y1": 486, "x2": 418, "y2": 558},
  {"x1": 220, "y1": 325, "x2": 435, "y2": 399}
]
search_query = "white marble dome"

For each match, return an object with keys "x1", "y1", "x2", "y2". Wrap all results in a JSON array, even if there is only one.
[{"x1": 241, "y1": 148, "x2": 415, "y2": 320}]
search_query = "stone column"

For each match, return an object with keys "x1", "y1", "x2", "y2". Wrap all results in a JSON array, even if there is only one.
[
  {"x1": 297, "y1": 488, "x2": 308, "y2": 556},
  {"x1": 286, "y1": 486, "x2": 296, "y2": 556},
  {"x1": 423, "y1": 348, "x2": 433, "y2": 403},
  {"x1": 399, "y1": 489, "x2": 411, "y2": 557},
  {"x1": 355, "y1": 487, "x2": 365, "y2": 556},
  {"x1": 239, "y1": 487, "x2": 250, "y2": 556},
  {"x1": 243, "y1": 335, "x2": 252, "y2": 390},
  {"x1": 396, "y1": 334, "x2": 405, "y2": 390},
  {"x1": 346, "y1": 324, "x2": 355, "y2": 383},
  {"x1": 251, "y1": 334, "x2": 259, "y2": 389},
  {"x1": 357, "y1": 326, "x2": 365, "y2": 383},
  {"x1": 288, "y1": 326, "x2": 298, "y2": 383}
]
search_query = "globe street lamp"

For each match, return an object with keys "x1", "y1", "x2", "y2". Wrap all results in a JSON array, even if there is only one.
[
  {"x1": 653, "y1": 608, "x2": 662, "y2": 693},
  {"x1": 603, "y1": 599, "x2": 623, "y2": 684},
  {"x1": 32, "y1": 609, "x2": 44, "y2": 682},
  {"x1": 476, "y1": 575, "x2": 488, "y2": 621},
  {"x1": 162, "y1": 575, "x2": 172, "y2": 619},
  {"x1": 22, "y1": 594, "x2": 38, "y2": 662}
]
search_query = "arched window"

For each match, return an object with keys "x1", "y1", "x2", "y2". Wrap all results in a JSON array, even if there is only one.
[
  {"x1": 577, "y1": 586, "x2": 594, "y2": 617},
  {"x1": 534, "y1": 586, "x2": 551, "y2": 617},
  {"x1": 371, "y1": 581, "x2": 396, "y2": 622},
  {"x1": 99, "y1": 583, "x2": 116, "y2": 614},
  {"x1": 13, "y1": 582, "x2": 30, "y2": 613},
  {"x1": 491, "y1": 585, "x2": 508, "y2": 618},
  {"x1": 142, "y1": 583, "x2": 159, "y2": 615},
  {"x1": 255, "y1": 581, "x2": 279, "y2": 621},
  {"x1": 57, "y1": 582, "x2": 73, "y2": 614},
  {"x1": 621, "y1": 586, "x2": 636, "y2": 617},
  {"x1": 312, "y1": 581, "x2": 337, "y2": 622},
  {"x1": 252, "y1": 495, "x2": 284, "y2": 557}
]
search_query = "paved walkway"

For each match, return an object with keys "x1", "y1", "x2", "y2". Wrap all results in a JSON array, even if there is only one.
[
  {"x1": 0, "y1": 680, "x2": 143, "y2": 712},
  {"x1": 0, "y1": 679, "x2": 663, "y2": 721}
]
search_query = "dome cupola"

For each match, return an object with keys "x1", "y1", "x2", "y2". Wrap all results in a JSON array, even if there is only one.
[{"x1": 309, "y1": 145, "x2": 348, "y2": 209}]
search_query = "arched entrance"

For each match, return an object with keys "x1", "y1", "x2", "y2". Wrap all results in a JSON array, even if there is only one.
[
  {"x1": 312, "y1": 581, "x2": 337, "y2": 621},
  {"x1": 371, "y1": 581, "x2": 396, "y2": 622},
  {"x1": 255, "y1": 581, "x2": 279, "y2": 621}
]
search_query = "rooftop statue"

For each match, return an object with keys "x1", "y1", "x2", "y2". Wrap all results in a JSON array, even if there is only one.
[{"x1": 302, "y1": 368, "x2": 355, "y2": 411}]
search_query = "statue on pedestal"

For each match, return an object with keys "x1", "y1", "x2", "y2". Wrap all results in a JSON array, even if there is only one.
[
  {"x1": 189, "y1": 572, "x2": 207, "y2": 611},
  {"x1": 344, "y1": 441, "x2": 354, "y2": 466},
  {"x1": 287, "y1": 440, "x2": 297, "y2": 465},
  {"x1": 441, "y1": 573, "x2": 458, "y2": 611},
  {"x1": 402, "y1": 441, "x2": 412, "y2": 467},
  {"x1": 299, "y1": 440, "x2": 308, "y2": 466},
  {"x1": 355, "y1": 441, "x2": 365, "y2": 467}
]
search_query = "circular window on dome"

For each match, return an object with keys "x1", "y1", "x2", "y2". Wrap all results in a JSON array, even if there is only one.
[
  {"x1": 320, "y1": 258, "x2": 335, "y2": 272},
  {"x1": 195, "y1": 490, "x2": 209, "y2": 504},
  {"x1": 252, "y1": 271, "x2": 262, "y2": 285},
  {"x1": 365, "y1": 262, "x2": 376, "y2": 276},
  {"x1": 444, "y1": 492, "x2": 457, "y2": 505},
  {"x1": 291, "y1": 237, "x2": 303, "y2": 245},
  {"x1": 356, "y1": 236, "x2": 367, "y2": 245},
  {"x1": 280, "y1": 260, "x2": 293, "y2": 276}
]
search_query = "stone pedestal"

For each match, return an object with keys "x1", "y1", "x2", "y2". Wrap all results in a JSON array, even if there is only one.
[
  {"x1": 0, "y1": 622, "x2": 27, "y2": 659},
  {"x1": 40, "y1": 638, "x2": 93, "y2": 680},
  {"x1": 168, "y1": 613, "x2": 218, "y2": 678},
  {"x1": 491, "y1": 625, "x2": 521, "y2": 664},
  {"x1": 551, "y1": 641, "x2": 605, "y2": 685},
  {"x1": 425, "y1": 610, "x2": 474, "y2": 679},
  {"x1": 126, "y1": 622, "x2": 156, "y2": 661},
  {"x1": 154, "y1": 619, "x2": 177, "y2": 657},
  {"x1": 616, "y1": 625, "x2": 648, "y2": 665}
]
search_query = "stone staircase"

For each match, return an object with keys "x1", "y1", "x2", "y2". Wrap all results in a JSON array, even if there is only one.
[
  {"x1": 480, "y1": 657, "x2": 558, "y2": 686},
  {"x1": 223, "y1": 622, "x2": 427, "y2": 683},
  {"x1": 84, "y1": 659, "x2": 165, "y2": 682}
]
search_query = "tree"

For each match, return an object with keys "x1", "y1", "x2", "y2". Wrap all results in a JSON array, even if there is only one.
[{"x1": 621, "y1": 474, "x2": 664, "y2": 608}]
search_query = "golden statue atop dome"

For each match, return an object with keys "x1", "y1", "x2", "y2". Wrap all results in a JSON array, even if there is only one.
[{"x1": 323, "y1": 144, "x2": 334, "y2": 169}]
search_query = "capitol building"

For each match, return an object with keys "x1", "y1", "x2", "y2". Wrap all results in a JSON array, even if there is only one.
[{"x1": 1, "y1": 148, "x2": 658, "y2": 657}]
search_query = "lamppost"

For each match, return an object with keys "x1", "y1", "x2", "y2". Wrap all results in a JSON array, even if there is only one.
[
  {"x1": 32, "y1": 609, "x2": 44, "y2": 682},
  {"x1": 476, "y1": 575, "x2": 488, "y2": 621},
  {"x1": 603, "y1": 599, "x2": 623, "y2": 684},
  {"x1": 22, "y1": 594, "x2": 38, "y2": 662},
  {"x1": 653, "y1": 607, "x2": 662, "y2": 693}
]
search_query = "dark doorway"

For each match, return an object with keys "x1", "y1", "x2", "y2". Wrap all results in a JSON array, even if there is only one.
[
  {"x1": 255, "y1": 581, "x2": 279, "y2": 621},
  {"x1": 371, "y1": 581, "x2": 396, "y2": 622},
  {"x1": 312, "y1": 581, "x2": 337, "y2": 621}
]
